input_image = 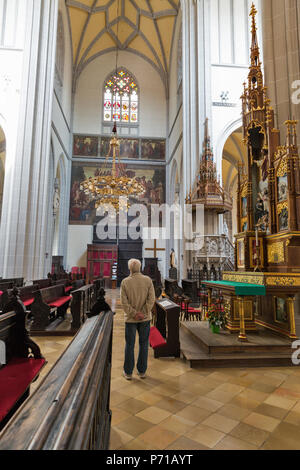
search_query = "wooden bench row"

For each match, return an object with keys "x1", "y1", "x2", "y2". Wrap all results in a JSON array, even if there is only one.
[
  {"x1": 0, "y1": 310, "x2": 113, "y2": 449},
  {"x1": 0, "y1": 303, "x2": 45, "y2": 431}
]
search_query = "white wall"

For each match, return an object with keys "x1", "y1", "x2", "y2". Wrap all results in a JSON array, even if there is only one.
[
  {"x1": 67, "y1": 225, "x2": 93, "y2": 270},
  {"x1": 210, "y1": 0, "x2": 262, "y2": 176},
  {"x1": 51, "y1": 0, "x2": 73, "y2": 266},
  {"x1": 73, "y1": 50, "x2": 167, "y2": 138}
]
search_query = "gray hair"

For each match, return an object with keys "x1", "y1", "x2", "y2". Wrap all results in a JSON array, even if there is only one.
[{"x1": 128, "y1": 259, "x2": 141, "y2": 274}]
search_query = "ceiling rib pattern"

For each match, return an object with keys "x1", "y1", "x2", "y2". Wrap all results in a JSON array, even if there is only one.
[{"x1": 66, "y1": 0, "x2": 180, "y2": 92}]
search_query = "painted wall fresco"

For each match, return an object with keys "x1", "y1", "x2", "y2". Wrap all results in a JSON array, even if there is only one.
[
  {"x1": 69, "y1": 162, "x2": 166, "y2": 225},
  {"x1": 73, "y1": 134, "x2": 166, "y2": 161}
]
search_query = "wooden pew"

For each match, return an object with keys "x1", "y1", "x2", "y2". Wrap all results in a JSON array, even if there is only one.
[
  {"x1": 30, "y1": 285, "x2": 72, "y2": 332},
  {"x1": 70, "y1": 283, "x2": 96, "y2": 330},
  {"x1": 32, "y1": 279, "x2": 52, "y2": 290},
  {"x1": 153, "y1": 299, "x2": 180, "y2": 358},
  {"x1": 0, "y1": 278, "x2": 24, "y2": 287},
  {"x1": 0, "y1": 302, "x2": 45, "y2": 431},
  {"x1": 53, "y1": 278, "x2": 73, "y2": 294},
  {"x1": 182, "y1": 279, "x2": 199, "y2": 304},
  {"x1": 0, "y1": 310, "x2": 113, "y2": 449},
  {"x1": 0, "y1": 282, "x2": 15, "y2": 311},
  {"x1": 93, "y1": 278, "x2": 105, "y2": 295},
  {"x1": 1, "y1": 285, "x2": 39, "y2": 311}
]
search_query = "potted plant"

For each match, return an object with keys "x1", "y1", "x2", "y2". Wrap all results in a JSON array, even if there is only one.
[{"x1": 207, "y1": 303, "x2": 227, "y2": 334}]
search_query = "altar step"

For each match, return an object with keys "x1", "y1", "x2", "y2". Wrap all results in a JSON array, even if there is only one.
[{"x1": 180, "y1": 322, "x2": 294, "y2": 369}]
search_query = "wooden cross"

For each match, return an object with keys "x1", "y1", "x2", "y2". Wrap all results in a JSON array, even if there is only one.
[{"x1": 145, "y1": 239, "x2": 165, "y2": 258}]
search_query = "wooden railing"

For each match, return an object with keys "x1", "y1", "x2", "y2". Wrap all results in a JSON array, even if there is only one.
[{"x1": 0, "y1": 311, "x2": 113, "y2": 450}]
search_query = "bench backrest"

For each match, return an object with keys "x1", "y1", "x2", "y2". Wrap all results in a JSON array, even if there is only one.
[
  {"x1": 53, "y1": 279, "x2": 70, "y2": 287},
  {"x1": 0, "y1": 282, "x2": 14, "y2": 292},
  {"x1": 0, "y1": 278, "x2": 24, "y2": 287},
  {"x1": 72, "y1": 279, "x2": 85, "y2": 290},
  {"x1": 32, "y1": 279, "x2": 52, "y2": 289},
  {"x1": 38, "y1": 285, "x2": 66, "y2": 304},
  {"x1": 0, "y1": 312, "x2": 16, "y2": 365},
  {"x1": 2, "y1": 285, "x2": 39, "y2": 309}
]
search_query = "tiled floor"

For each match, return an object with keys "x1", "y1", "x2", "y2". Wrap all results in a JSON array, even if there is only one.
[{"x1": 34, "y1": 290, "x2": 300, "y2": 450}]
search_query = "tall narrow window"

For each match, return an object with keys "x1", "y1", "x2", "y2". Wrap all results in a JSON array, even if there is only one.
[{"x1": 103, "y1": 69, "x2": 139, "y2": 126}]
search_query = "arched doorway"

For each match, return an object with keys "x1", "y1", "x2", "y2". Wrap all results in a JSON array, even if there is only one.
[
  {"x1": 222, "y1": 126, "x2": 247, "y2": 240},
  {"x1": 0, "y1": 127, "x2": 6, "y2": 222}
]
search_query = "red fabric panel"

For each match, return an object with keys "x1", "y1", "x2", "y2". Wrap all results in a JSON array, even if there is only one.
[
  {"x1": 100, "y1": 252, "x2": 104, "y2": 260},
  {"x1": 0, "y1": 358, "x2": 45, "y2": 422},
  {"x1": 65, "y1": 286, "x2": 73, "y2": 293},
  {"x1": 103, "y1": 262, "x2": 111, "y2": 277},
  {"x1": 93, "y1": 263, "x2": 100, "y2": 277},
  {"x1": 149, "y1": 327, "x2": 167, "y2": 349},
  {"x1": 72, "y1": 267, "x2": 79, "y2": 274},
  {"x1": 93, "y1": 251, "x2": 99, "y2": 259},
  {"x1": 0, "y1": 291, "x2": 3, "y2": 296},
  {"x1": 48, "y1": 296, "x2": 71, "y2": 308},
  {"x1": 23, "y1": 298, "x2": 34, "y2": 307},
  {"x1": 79, "y1": 268, "x2": 86, "y2": 276}
]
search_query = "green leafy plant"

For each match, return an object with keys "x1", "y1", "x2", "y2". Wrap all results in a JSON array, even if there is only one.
[{"x1": 207, "y1": 303, "x2": 227, "y2": 330}]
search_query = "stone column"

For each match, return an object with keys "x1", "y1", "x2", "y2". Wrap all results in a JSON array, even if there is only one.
[
  {"x1": 262, "y1": 0, "x2": 300, "y2": 137},
  {"x1": 0, "y1": 0, "x2": 58, "y2": 280},
  {"x1": 180, "y1": 0, "x2": 212, "y2": 278}
]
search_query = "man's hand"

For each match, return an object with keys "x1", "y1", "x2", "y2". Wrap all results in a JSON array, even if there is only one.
[{"x1": 134, "y1": 312, "x2": 144, "y2": 321}]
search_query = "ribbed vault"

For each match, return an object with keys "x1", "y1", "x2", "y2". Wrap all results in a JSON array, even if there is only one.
[{"x1": 66, "y1": 0, "x2": 180, "y2": 91}]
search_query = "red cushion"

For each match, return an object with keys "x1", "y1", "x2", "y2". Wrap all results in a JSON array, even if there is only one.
[
  {"x1": 65, "y1": 286, "x2": 73, "y2": 293},
  {"x1": 23, "y1": 298, "x2": 34, "y2": 307},
  {"x1": 0, "y1": 358, "x2": 45, "y2": 422},
  {"x1": 149, "y1": 327, "x2": 167, "y2": 349},
  {"x1": 0, "y1": 291, "x2": 3, "y2": 296},
  {"x1": 187, "y1": 308, "x2": 201, "y2": 314},
  {"x1": 48, "y1": 296, "x2": 72, "y2": 308}
]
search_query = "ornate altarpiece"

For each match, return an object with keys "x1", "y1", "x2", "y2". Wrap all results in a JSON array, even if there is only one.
[{"x1": 215, "y1": 5, "x2": 300, "y2": 340}]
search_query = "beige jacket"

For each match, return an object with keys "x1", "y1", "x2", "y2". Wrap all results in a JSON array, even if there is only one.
[{"x1": 120, "y1": 272, "x2": 156, "y2": 323}]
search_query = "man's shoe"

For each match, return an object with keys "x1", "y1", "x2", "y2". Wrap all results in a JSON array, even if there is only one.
[
  {"x1": 137, "y1": 371, "x2": 146, "y2": 379},
  {"x1": 123, "y1": 371, "x2": 132, "y2": 381}
]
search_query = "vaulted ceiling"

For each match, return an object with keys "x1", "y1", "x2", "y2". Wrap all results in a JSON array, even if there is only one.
[{"x1": 66, "y1": 0, "x2": 180, "y2": 89}]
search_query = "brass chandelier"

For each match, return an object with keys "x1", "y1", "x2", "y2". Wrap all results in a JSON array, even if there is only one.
[{"x1": 80, "y1": 128, "x2": 145, "y2": 212}]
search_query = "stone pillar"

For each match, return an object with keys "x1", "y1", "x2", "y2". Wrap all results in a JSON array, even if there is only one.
[
  {"x1": 181, "y1": 0, "x2": 211, "y2": 279},
  {"x1": 262, "y1": 0, "x2": 300, "y2": 137},
  {"x1": 0, "y1": 0, "x2": 58, "y2": 280}
]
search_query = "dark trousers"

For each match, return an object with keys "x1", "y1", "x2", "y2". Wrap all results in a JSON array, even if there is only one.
[{"x1": 124, "y1": 321, "x2": 151, "y2": 375}]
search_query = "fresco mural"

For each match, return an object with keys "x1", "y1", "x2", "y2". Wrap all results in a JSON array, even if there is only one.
[
  {"x1": 69, "y1": 162, "x2": 166, "y2": 225},
  {"x1": 141, "y1": 139, "x2": 165, "y2": 160},
  {"x1": 73, "y1": 135, "x2": 166, "y2": 161},
  {"x1": 73, "y1": 135, "x2": 99, "y2": 157},
  {"x1": 100, "y1": 137, "x2": 139, "y2": 159}
]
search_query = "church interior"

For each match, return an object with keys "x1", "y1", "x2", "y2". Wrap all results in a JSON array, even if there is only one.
[{"x1": 1, "y1": 0, "x2": 300, "y2": 452}]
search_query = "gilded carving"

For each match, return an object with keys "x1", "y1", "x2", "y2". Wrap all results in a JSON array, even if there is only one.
[
  {"x1": 276, "y1": 158, "x2": 288, "y2": 178},
  {"x1": 223, "y1": 273, "x2": 265, "y2": 286},
  {"x1": 267, "y1": 242, "x2": 285, "y2": 264},
  {"x1": 277, "y1": 201, "x2": 288, "y2": 215},
  {"x1": 266, "y1": 276, "x2": 300, "y2": 287}
]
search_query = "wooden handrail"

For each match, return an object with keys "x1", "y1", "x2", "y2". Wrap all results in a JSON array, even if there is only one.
[{"x1": 0, "y1": 311, "x2": 113, "y2": 450}]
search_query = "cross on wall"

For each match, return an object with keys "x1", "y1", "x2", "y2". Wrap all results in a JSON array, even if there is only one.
[{"x1": 145, "y1": 239, "x2": 165, "y2": 258}]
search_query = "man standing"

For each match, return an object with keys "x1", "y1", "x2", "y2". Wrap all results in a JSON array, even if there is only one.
[{"x1": 120, "y1": 259, "x2": 155, "y2": 380}]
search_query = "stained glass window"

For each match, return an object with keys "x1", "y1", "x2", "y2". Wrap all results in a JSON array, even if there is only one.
[{"x1": 103, "y1": 69, "x2": 139, "y2": 124}]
